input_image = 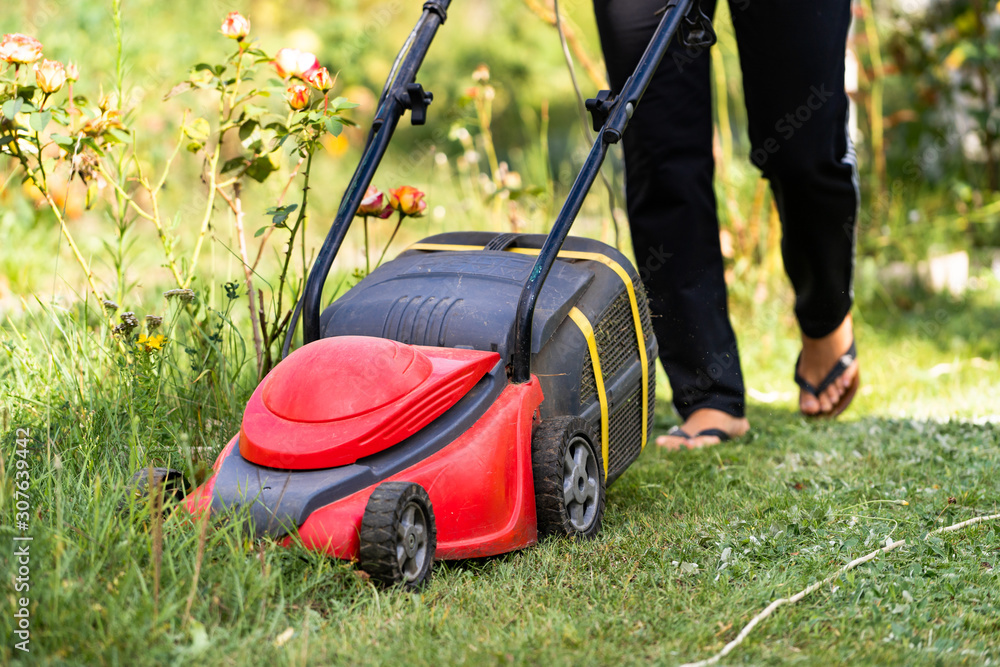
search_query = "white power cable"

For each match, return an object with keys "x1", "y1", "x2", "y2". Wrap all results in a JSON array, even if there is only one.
[{"x1": 680, "y1": 513, "x2": 1000, "y2": 667}]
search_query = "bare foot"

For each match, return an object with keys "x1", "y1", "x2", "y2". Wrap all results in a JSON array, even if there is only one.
[
  {"x1": 797, "y1": 314, "x2": 860, "y2": 417},
  {"x1": 655, "y1": 408, "x2": 750, "y2": 451}
]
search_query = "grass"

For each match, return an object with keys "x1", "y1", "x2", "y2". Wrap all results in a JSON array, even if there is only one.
[
  {"x1": 1, "y1": 279, "x2": 998, "y2": 666},
  {"x1": 2, "y1": 2, "x2": 999, "y2": 664}
]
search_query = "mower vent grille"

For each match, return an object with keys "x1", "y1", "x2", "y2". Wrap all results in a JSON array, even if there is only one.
[
  {"x1": 580, "y1": 360, "x2": 597, "y2": 405},
  {"x1": 633, "y1": 276, "x2": 654, "y2": 341},
  {"x1": 597, "y1": 290, "x2": 639, "y2": 380},
  {"x1": 607, "y1": 385, "x2": 643, "y2": 480},
  {"x1": 646, "y1": 358, "x2": 656, "y2": 447},
  {"x1": 579, "y1": 279, "x2": 653, "y2": 405}
]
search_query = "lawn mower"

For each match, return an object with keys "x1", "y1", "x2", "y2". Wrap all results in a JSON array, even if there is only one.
[{"x1": 128, "y1": 0, "x2": 714, "y2": 588}]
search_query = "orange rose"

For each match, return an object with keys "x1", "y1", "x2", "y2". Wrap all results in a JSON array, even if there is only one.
[
  {"x1": 388, "y1": 186, "x2": 427, "y2": 217},
  {"x1": 34, "y1": 59, "x2": 66, "y2": 94},
  {"x1": 286, "y1": 84, "x2": 311, "y2": 110},
  {"x1": 220, "y1": 12, "x2": 250, "y2": 41},
  {"x1": 0, "y1": 33, "x2": 43, "y2": 65},
  {"x1": 306, "y1": 66, "x2": 333, "y2": 92},
  {"x1": 273, "y1": 48, "x2": 320, "y2": 80}
]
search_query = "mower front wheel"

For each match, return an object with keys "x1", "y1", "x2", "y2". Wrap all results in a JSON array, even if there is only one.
[
  {"x1": 120, "y1": 467, "x2": 186, "y2": 512},
  {"x1": 531, "y1": 416, "x2": 605, "y2": 539},
  {"x1": 359, "y1": 482, "x2": 436, "y2": 589}
]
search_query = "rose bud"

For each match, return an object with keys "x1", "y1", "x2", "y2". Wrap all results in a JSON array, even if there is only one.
[
  {"x1": 273, "y1": 48, "x2": 320, "y2": 80},
  {"x1": 356, "y1": 185, "x2": 385, "y2": 216},
  {"x1": 306, "y1": 66, "x2": 333, "y2": 92},
  {"x1": 286, "y1": 84, "x2": 311, "y2": 110},
  {"x1": 35, "y1": 59, "x2": 66, "y2": 94},
  {"x1": 65, "y1": 61, "x2": 79, "y2": 82},
  {"x1": 273, "y1": 48, "x2": 300, "y2": 78},
  {"x1": 388, "y1": 186, "x2": 428, "y2": 217},
  {"x1": 0, "y1": 33, "x2": 43, "y2": 64},
  {"x1": 472, "y1": 63, "x2": 490, "y2": 83},
  {"x1": 220, "y1": 11, "x2": 250, "y2": 41}
]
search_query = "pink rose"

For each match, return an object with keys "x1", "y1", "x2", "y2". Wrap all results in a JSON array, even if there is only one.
[
  {"x1": 356, "y1": 185, "x2": 393, "y2": 218},
  {"x1": 34, "y1": 59, "x2": 66, "y2": 94},
  {"x1": 220, "y1": 12, "x2": 250, "y2": 41},
  {"x1": 273, "y1": 48, "x2": 320, "y2": 80},
  {"x1": 0, "y1": 33, "x2": 43, "y2": 65}
]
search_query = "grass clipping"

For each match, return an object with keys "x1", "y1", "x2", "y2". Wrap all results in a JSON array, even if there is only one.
[{"x1": 681, "y1": 513, "x2": 1000, "y2": 667}]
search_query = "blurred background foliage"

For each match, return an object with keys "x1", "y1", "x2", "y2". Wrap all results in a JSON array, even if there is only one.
[{"x1": 1, "y1": 0, "x2": 998, "y2": 370}]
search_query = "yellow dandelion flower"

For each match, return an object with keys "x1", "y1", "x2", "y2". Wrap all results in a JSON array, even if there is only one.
[{"x1": 136, "y1": 334, "x2": 167, "y2": 351}]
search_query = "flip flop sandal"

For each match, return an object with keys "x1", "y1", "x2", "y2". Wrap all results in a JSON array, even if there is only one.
[
  {"x1": 794, "y1": 339, "x2": 860, "y2": 419},
  {"x1": 662, "y1": 426, "x2": 732, "y2": 443}
]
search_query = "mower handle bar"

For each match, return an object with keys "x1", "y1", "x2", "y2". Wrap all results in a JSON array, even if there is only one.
[
  {"x1": 509, "y1": 0, "x2": 695, "y2": 383},
  {"x1": 289, "y1": 0, "x2": 451, "y2": 355},
  {"x1": 289, "y1": 0, "x2": 697, "y2": 384}
]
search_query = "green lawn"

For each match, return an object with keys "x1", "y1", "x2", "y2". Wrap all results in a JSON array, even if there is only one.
[{"x1": 2, "y1": 280, "x2": 998, "y2": 666}]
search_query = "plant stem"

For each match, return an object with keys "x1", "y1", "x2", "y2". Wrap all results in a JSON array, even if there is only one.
[
  {"x1": 270, "y1": 150, "x2": 314, "y2": 345},
  {"x1": 5, "y1": 126, "x2": 102, "y2": 301},
  {"x1": 363, "y1": 216, "x2": 370, "y2": 275},
  {"x1": 218, "y1": 183, "x2": 264, "y2": 375},
  {"x1": 184, "y1": 127, "x2": 224, "y2": 288},
  {"x1": 375, "y1": 213, "x2": 405, "y2": 269},
  {"x1": 251, "y1": 155, "x2": 306, "y2": 272}
]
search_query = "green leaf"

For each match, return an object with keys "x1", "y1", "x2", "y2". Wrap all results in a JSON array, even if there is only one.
[
  {"x1": 29, "y1": 110, "x2": 52, "y2": 133},
  {"x1": 106, "y1": 128, "x2": 132, "y2": 144},
  {"x1": 81, "y1": 136, "x2": 106, "y2": 157},
  {"x1": 330, "y1": 97, "x2": 359, "y2": 111},
  {"x1": 270, "y1": 134, "x2": 290, "y2": 152},
  {"x1": 254, "y1": 226, "x2": 268, "y2": 238},
  {"x1": 266, "y1": 203, "x2": 298, "y2": 227},
  {"x1": 243, "y1": 103, "x2": 270, "y2": 120},
  {"x1": 2, "y1": 97, "x2": 24, "y2": 120},
  {"x1": 220, "y1": 156, "x2": 247, "y2": 174},
  {"x1": 238, "y1": 120, "x2": 258, "y2": 142},
  {"x1": 163, "y1": 81, "x2": 194, "y2": 100},
  {"x1": 325, "y1": 117, "x2": 343, "y2": 137},
  {"x1": 184, "y1": 118, "x2": 211, "y2": 152},
  {"x1": 246, "y1": 154, "x2": 278, "y2": 183}
]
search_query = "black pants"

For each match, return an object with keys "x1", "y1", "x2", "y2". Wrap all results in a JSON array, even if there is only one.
[{"x1": 593, "y1": 0, "x2": 859, "y2": 419}]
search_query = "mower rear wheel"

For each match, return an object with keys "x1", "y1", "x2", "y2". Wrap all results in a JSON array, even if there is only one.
[
  {"x1": 531, "y1": 416, "x2": 605, "y2": 539},
  {"x1": 359, "y1": 482, "x2": 436, "y2": 589}
]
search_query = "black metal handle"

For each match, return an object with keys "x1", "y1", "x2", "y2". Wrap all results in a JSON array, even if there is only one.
[
  {"x1": 289, "y1": 0, "x2": 451, "y2": 353},
  {"x1": 509, "y1": 0, "x2": 695, "y2": 384}
]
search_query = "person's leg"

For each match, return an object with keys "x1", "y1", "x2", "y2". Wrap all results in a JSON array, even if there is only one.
[
  {"x1": 728, "y1": 0, "x2": 860, "y2": 415},
  {"x1": 593, "y1": 0, "x2": 749, "y2": 446}
]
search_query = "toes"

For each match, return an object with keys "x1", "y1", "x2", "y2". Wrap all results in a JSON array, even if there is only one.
[
  {"x1": 656, "y1": 435, "x2": 689, "y2": 451},
  {"x1": 800, "y1": 392, "x2": 820, "y2": 415},
  {"x1": 687, "y1": 435, "x2": 722, "y2": 448}
]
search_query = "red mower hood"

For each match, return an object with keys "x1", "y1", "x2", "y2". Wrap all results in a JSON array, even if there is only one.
[{"x1": 240, "y1": 336, "x2": 500, "y2": 469}]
